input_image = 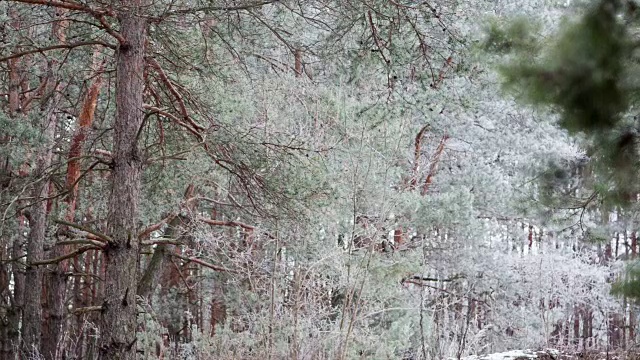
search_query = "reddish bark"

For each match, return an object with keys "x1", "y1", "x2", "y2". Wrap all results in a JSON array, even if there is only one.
[
  {"x1": 430, "y1": 56, "x2": 453, "y2": 90},
  {"x1": 393, "y1": 228, "x2": 403, "y2": 246},
  {"x1": 66, "y1": 55, "x2": 104, "y2": 217},
  {"x1": 43, "y1": 47, "x2": 104, "y2": 360},
  {"x1": 409, "y1": 126, "x2": 448, "y2": 196},
  {"x1": 409, "y1": 125, "x2": 430, "y2": 190},
  {"x1": 7, "y1": 55, "x2": 21, "y2": 116},
  {"x1": 210, "y1": 297, "x2": 227, "y2": 336},
  {"x1": 421, "y1": 134, "x2": 449, "y2": 196}
]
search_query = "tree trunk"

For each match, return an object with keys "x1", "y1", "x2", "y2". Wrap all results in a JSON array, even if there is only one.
[
  {"x1": 98, "y1": 9, "x2": 146, "y2": 359},
  {"x1": 137, "y1": 222, "x2": 177, "y2": 299},
  {"x1": 22, "y1": 77, "x2": 61, "y2": 357},
  {"x1": 0, "y1": 9, "x2": 26, "y2": 357},
  {"x1": 43, "y1": 47, "x2": 103, "y2": 360}
]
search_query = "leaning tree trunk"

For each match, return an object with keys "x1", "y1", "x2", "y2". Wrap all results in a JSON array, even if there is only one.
[{"x1": 99, "y1": 9, "x2": 146, "y2": 360}]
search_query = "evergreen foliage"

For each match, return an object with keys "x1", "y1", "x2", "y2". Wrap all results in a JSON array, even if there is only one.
[
  {"x1": 499, "y1": 0, "x2": 640, "y2": 203},
  {"x1": 1, "y1": 0, "x2": 639, "y2": 358},
  {"x1": 497, "y1": 0, "x2": 640, "y2": 304}
]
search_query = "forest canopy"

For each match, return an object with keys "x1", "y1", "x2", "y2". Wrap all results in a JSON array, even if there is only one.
[{"x1": 0, "y1": 0, "x2": 639, "y2": 359}]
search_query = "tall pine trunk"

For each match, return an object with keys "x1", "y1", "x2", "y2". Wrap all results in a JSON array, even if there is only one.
[
  {"x1": 99, "y1": 8, "x2": 146, "y2": 359},
  {"x1": 22, "y1": 8, "x2": 69, "y2": 354},
  {"x1": 43, "y1": 48, "x2": 103, "y2": 360},
  {"x1": 22, "y1": 81, "x2": 61, "y2": 356},
  {"x1": 0, "y1": 8, "x2": 26, "y2": 358}
]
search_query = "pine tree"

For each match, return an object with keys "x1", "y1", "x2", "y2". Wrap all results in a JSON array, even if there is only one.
[
  {"x1": 497, "y1": 0, "x2": 640, "y2": 303},
  {"x1": 500, "y1": 0, "x2": 640, "y2": 203}
]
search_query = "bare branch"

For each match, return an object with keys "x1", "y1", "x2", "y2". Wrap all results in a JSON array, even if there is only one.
[
  {"x1": 147, "y1": 58, "x2": 204, "y2": 131},
  {"x1": 199, "y1": 218, "x2": 255, "y2": 231},
  {"x1": 198, "y1": 197, "x2": 235, "y2": 207},
  {"x1": 430, "y1": 56, "x2": 454, "y2": 90},
  {"x1": 171, "y1": 252, "x2": 235, "y2": 273},
  {"x1": 0, "y1": 41, "x2": 115, "y2": 63},
  {"x1": 7, "y1": 0, "x2": 106, "y2": 14},
  {"x1": 199, "y1": 217, "x2": 276, "y2": 240},
  {"x1": 96, "y1": 14, "x2": 126, "y2": 45},
  {"x1": 53, "y1": 219, "x2": 112, "y2": 243},
  {"x1": 140, "y1": 238, "x2": 184, "y2": 246},
  {"x1": 249, "y1": 10, "x2": 294, "y2": 51},
  {"x1": 147, "y1": 149, "x2": 191, "y2": 164},
  {"x1": 166, "y1": 0, "x2": 280, "y2": 15},
  {"x1": 31, "y1": 245, "x2": 99, "y2": 266},
  {"x1": 54, "y1": 239, "x2": 106, "y2": 248},
  {"x1": 93, "y1": 149, "x2": 113, "y2": 158},
  {"x1": 143, "y1": 104, "x2": 204, "y2": 142},
  {"x1": 73, "y1": 306, "x2": 103, "y2": 314},
  {"x1": 421, "y1": 134, "x2": 449, "y2": 196},
  {"x1": 402, "y1": 274, "x2": 464, "y2": 284},
  {"x1": 6, "y1": 0, "x2": 125, "y2": 45},
  {"x1": 138, "y1": 195, "x2": 198, "y2": 239},
  {"x1": 138, "y1": 213, "x2": 178, "y2": 240},
  {"x1": 409, "y1": 124, "x2": 430, "y2": 190},
  {"x1": 402, "y1": 280, "x2": 488, "y2": 305},
  {"x1": 367, "y1": 11, "x2": 390, "y2": 65}
]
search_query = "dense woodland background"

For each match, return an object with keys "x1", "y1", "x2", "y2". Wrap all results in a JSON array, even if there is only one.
[{"x1": 1, "y1": 0, "x2": 639, "y2": 359}]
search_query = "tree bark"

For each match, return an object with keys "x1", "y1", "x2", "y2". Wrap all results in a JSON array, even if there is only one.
[
  {"x1": 22, "y1": 9, "x2": 68, "y2": 349},
  {"x1": 98, "y1": 8, "x2": 147, "y2": 359},
  {"x1": 7, "y1": 235, "x2": 25, "y2": 359},
  {"x1": 137, "y1": 220, "x2": 176, "y2": 299},
  {"x1": 138, "y1": 185, "x2": 195, "y2": 298},
  {"x1": 23, "y1": 92, "x2": 60, "y2": 356},
  {"x1": 43, "y1": 47, "x2": 103, "y2": 360},
  {"x1": 0, "y1": 10, "x2": 26, "y2": 357}
]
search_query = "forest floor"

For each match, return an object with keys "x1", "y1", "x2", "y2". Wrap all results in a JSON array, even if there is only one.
[{"x1": 461, "y1": 349, "x2": 640, "y2": 359}]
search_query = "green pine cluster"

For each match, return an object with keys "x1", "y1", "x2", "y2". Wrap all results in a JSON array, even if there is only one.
[
  {"x1": 502, "y1": 0, "x2": 632, "y2": 131},
  {"x1": 495, "y1": 0, "x2": 640, "y2": 299},
  {"x1": 497, "y1": 0, "x2": 640, "y2": 204}
]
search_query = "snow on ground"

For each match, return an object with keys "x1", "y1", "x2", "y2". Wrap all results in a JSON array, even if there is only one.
[{"x1": 460, "y1": 349, "x2": 560, "y2": 360}]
